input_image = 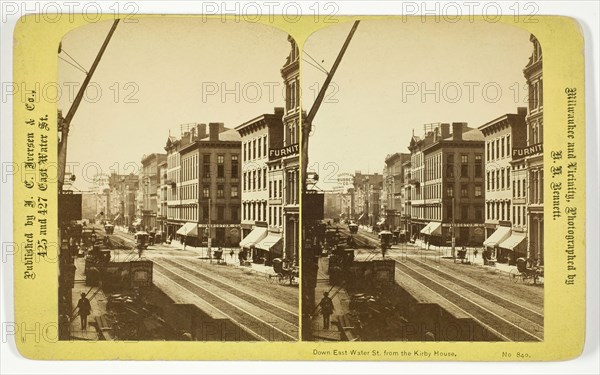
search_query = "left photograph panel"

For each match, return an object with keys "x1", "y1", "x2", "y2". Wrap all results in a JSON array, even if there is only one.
[{"x1": 57, "y1": 18, "x2": 299, "y2": 342}]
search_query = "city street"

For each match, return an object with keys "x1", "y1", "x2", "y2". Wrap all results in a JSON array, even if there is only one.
[
  {"x1": 91, "y1": 224, "x2": 299, "y2": 341},
  {"x1": 313, "y1": 224, "x2": 543, "y2": 341}
]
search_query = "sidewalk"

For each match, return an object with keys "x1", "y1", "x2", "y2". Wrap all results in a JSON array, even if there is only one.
[
  {"x1": 310, "y1": 256, "x2": 362, "y2": 341},
  {"x1": 167, "y1": 239, "x2": 275, "y2": 276},
  {"x1": 69, "y1": 256, "x2": 107, "y2": 340},
  {"x1": 355, "y1": 226, "x2": 516, "y2": 274}
]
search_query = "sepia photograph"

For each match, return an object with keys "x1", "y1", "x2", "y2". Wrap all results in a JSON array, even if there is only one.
[
  {"x1": 301, "y1": 19, "x2": 544, "y2": 342},
  {"x1": 56, "y1": 18, "x2": 300, "y2": 342}
]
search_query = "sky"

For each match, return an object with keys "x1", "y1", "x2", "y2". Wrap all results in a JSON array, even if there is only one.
[
  {"x1": 302, "y1": 18, "x2": 533, "y2": 190},
  {"x1": 58, "y1": 18, "x2": 289, "y2": 191}
]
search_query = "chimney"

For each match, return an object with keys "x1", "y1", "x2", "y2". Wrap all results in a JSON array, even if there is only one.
[
  {"x1": 274, "y1": 107, "x2": 284, "y2": 118},
  {"x1": 440, "y1": 123, "x2": 450, "y2": 138},
  {"x1": 517, "y1": 107, "x2": 527, "y2": 116},
  {"x1": 452, "y1": 122, "x2": 467, "y2": 141},
  {"x1": 209, "y1": 122, "x2": 222, "y2": 141},
  {"x1": 190, "y1": 127, "x2": 196, "y2": 141},
  {"x1": 197, "y1": 123, "x2": 207, "y2": 139}
]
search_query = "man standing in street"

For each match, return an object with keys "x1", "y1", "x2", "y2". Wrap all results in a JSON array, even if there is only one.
[
  {"x1": 76, "y1": 292, "x2": 91, "y2": 330},
  {"x1": 319, "y1": 291, "x2": 334, "y2": 330}
]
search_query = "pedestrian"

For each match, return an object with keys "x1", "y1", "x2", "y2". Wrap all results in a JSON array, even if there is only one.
[
  {"x1": 230, "y1": 249, "x2": 235, "y2": 260},
  {"x1": 182, "y1": 236, "x2": 186, "y2": 250},
  {"x1": 474, "y1": 249, "x2": 478, "y2": 258},
  {"x1": 76, "y1": 292, "x2": 91, "y2": 330},
  {"x1": 319, "y1": 291, "x2": 334, "y2": 330}
]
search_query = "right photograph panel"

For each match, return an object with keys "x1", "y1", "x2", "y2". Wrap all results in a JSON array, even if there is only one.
[{"x1": 301, "y1": 18, "x2": 544, "y2": 342}]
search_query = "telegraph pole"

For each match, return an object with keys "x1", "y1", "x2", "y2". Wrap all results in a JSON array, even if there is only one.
[{"x1": 452, "y1": 196, "x2": 456, "y2": 261}]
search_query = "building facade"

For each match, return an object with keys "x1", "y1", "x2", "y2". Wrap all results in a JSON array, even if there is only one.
[
  {"x1": 353, "y1": 172, "x2": 383, "y2": 228},
  {"x1": 175, "y1": 123, "x2": 242, "y2": 247},
  {"x1": 138, "y1": 153, "x2": 167, "y2": 231},
  {"x1": 382, "y1": 153, "x2": 410, "y2": 230},
  {"x1": 236, "y1": 108, "x2": 284, "y2": 263},
  {"x1": 479, "y1": 108, "x2": 527, "y2": 262},
  {"x1": 276, "y1": 36, "x2": 301, "y2": 263},
  {"x1": 409, "y1": 122, "x2": 486, "y2": 246},
  {"x1": 523, "y1": 34, "x2": 544, "y2": 264}
]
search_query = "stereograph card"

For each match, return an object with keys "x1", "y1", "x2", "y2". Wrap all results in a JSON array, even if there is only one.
[{"x1": 10, "y1": 11, "x2": 586, "y2": 361}]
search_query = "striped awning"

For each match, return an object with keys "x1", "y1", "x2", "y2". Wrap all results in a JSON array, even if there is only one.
[
  {"x1": 176, "y1": 222, "x2": 198, "y2": 237},
  {"x1": 483, "y1": 226, "x2": 511, "y2": 247},
  {"x1": 420, "y1": 222, "x2": 442, "y2": 236}
]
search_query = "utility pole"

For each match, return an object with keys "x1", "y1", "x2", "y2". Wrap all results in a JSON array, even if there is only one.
[
  {"x1": 452, "y1": 196, "x2": 456, "y2": 261},
  {"x1": 208, "y1": 197, "x2": 212, "y2": 263}
]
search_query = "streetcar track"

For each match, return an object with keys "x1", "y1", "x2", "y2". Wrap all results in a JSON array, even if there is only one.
[
  {"x1": 342, "y1": 226, "x2": 544, "y2": 332},
  {"x1": 154, "y1": 262, "x2": 298, "y2": 341},
  {"x1": 394, "y1": 260, "x2": 543, "y2": 341},
  {"x1": 391, "y1": 264, "x2": 512, "y2": 342},
  {"x1": 153, "y1": 269, "x2": 265, "y2": 341},
  {"x1": 160, "y1": 257, "x2": 298, "y2": 322},
  {"x1": 401, "y1": 256, "x2": 544, "y2": 325}
]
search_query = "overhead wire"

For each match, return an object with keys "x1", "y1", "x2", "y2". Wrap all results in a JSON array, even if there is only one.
[
  {"x1": 303, "y1": 50, "x2": 329, "y2": 74},
  {"x1": 58, "y1": 55, "x2": 88, "y2": 75},
  {"x1": 61, "y1": 48, "x2": 89, "y2": 74}
]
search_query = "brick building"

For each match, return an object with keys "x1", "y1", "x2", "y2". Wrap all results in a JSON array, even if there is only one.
[
  {"x1": 236, "y1": 108, "x2": 284, "y2": 263},
  {"x1": 479, "y1": 108, "x2": 527, "y2": 262}
]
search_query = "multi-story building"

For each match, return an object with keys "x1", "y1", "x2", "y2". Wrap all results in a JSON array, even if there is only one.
[
  {"x1": 174, "y1": 123, "x2": 242, "y2": 247},
  {"x1": 353, "y1": 172, "x2": 383, "y2": 228},
  {"x1": 164, "y1": 124, "x2": 204, "y2": 239},
  {"x1": 107, "y1": 172, "x2": 139, "y2": 226},
  {"x1": 523, "y1": 34, "x2": 544, "y2": 264},
  {"x1": 479, "y1": 108, "x2": 527, "y2": 262},
  {"x1": 410, "y1": 123, "x2": 486, "y2": 246},
  {"x1": 236, "y1": 108, "x2": 284, "y2": 263},
  {"x1": 407, "y1": 126, "x2": 436, "y2": 238},
  {"x1": 382, "y1": 153, "x2": 410, "y2": 230},
  {"x1": 157, "y1": 159, "x2": 168, "y2": 237},
  {"x1": 138, "y1": 153, "x2": 167, "y2": 231},
  {"x1": 275, "y1": 36, "x2": 301, "y2": 263},
  {"x1": 402, "y1": 159, "x2": 412, "y2": 238}
]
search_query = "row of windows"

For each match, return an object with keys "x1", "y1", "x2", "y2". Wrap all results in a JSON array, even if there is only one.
[
  {"x1": 513, "y1": 205, "x2": 528, "y2": 227},
  {"x1": 446, "y1": 184, "x2": 483, "y2": 199},
  {"x1": 512, "y1": 179, "x2": 527, "y2": 198},
  {"x1": 486, "y1": 135, "x2": 511, "y2": 162},
  {"x1": 243, "y1": 168, "x2": 268, "y2": 192},
  {"x1": 178, "y1": 184, "x2": 239, "y2": 200},
  {"x1": 414, "y1": 204, "x2": 484, "y2": 221},
  {"x1": 486, "y1": 168, "x2": 511, "y2": 191},
  {"x1": 529, "y1": 119, "x2": 543, "y2": 145},
  {"x1": 242, "y1": 201, "x2": 283, "y2": 227},
  {"x1": 529, "y1": 79, "x2": 543, "y2": 112},
  {"x1": 445, "y1": 154, "x2": 483, "y2": 178},
  {"x1": 243, "y1": 137, "x2": 268, "y2": 162},
  {"x1": 486, "y1": 200, "x2": 511, "y2": 221},
  {"x1": 180, "y1": 154, "x2": 239, "y2": 181},
  {"x1": 167, "y1": 205, "x2": 238, "y2": 222}
]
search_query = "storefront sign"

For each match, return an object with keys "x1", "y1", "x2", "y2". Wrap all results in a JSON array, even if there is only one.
[
  {"x1": 512, "y1": 143, "x2": 543, "y2": 160},
  {"x1": 269, "y1": 143, "x2": 299, "y2": 160}
]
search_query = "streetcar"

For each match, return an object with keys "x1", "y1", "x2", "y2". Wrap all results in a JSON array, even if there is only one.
[
  {"x1": 104, "y1": 223, "x2": 115, "y2": 235},
  {"x1": 348, "y1": 223, "x2": 359, "y2": 234}
]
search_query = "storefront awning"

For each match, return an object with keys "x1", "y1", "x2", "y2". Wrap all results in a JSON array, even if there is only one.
[
  {"x1": 499, "y1": 233, "x2": 527, "y2": 251},
  {"x1": 255, "y1": 233, "x2": 283, "y2": 254},
  {"x1": 377, "y1": 218, "x2": 386, "y2": 226},
  {"x1": 358, "y1": 214, "x2": 365, "y2": 221},
  {"x1": 176, "y1": 222, "x2": 198, "y2": 237},
  {"x1": 420, "y1": 221, "x2": 442, "y2": 236},
  {"x1": 132, "y1": 218, "x2": 142, "y2": 226},
  {"x1": 483, "y1": 226, "x2": 511, "y2": 247},
  {"x1": 239, "y1": 226, "x2": 267, "y2": 248},
  {"x1": 114, "y1": 214, "x2": 121, "y2": 221}
]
